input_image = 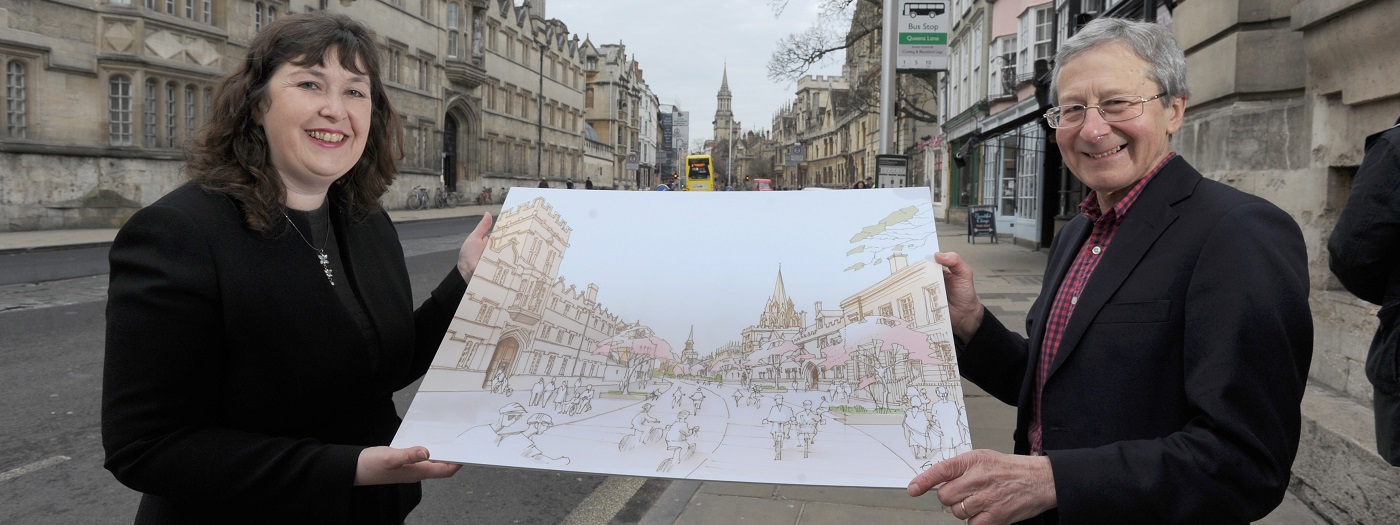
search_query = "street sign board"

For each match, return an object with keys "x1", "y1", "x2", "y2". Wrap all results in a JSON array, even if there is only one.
[
  {"x1": 625, "y1": 153, "x2": 639, "y2": 171},
  {"x1": 896, "y1": 1, "x2": 950, "y2": 71},
  {"x1": 876, "y1": 154, "x2": 909, "y2": 188},
  {"x1": 785, "y1": 144, "x2": 803, "y2": 167}
]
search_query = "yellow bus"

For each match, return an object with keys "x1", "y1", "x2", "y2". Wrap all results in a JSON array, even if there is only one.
[{"x1": 684, "y1": 154, "x2": 716, "y2": 191}]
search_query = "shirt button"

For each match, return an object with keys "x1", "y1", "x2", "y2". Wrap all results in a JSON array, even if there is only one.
[
  {"x1": 1091, "y1": 246, "x2": 1102, "y2": 255},
  {"x1": 1071, "y1": 296, "x2": 1078, "y2": 305}
]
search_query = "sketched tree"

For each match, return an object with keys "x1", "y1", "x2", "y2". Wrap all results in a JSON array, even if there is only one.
[
  {"x1": 745, "y1": 339, "x2": 803, "y2": 388},
  {"x1": 593, "y1": 326, "x2": 676, "y2": 394},
  {"x1": 820, "y1": 316, "x2": 942, "y2": 408}
]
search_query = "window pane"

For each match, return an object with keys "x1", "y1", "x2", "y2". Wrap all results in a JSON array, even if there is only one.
[
  {"x1": 6, "y1": 61, "x2": 26, "y2": 138},
  {"x1": 110, "y1": 75, "x2": 132, "y2": 145},
  {"x1": 185, "y1": 85, "x2": 196, "y2": 137},
  {"x1": 165, "y1": 82, "x2": 177, "y2": 147},
  {"x1": 144, "y1": 79, "x2": 158, "y2": 145}
]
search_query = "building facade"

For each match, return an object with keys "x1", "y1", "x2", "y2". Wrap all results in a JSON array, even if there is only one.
[{"x1": 0, "y1": 0, "x2": 671, "y2": 231}]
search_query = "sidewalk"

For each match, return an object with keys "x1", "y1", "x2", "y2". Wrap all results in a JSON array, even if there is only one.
[
  {"x1": 0, "y1": 203, "x2": 499, "y2": 254},
  {"x1": 639, "y1": 224, "x2": 1326, "y2": 525}
]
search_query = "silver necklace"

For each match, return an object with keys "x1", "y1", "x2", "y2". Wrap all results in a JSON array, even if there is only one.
[{"x1": 283, "y1": 211, "x2": 335, "y2": 286}]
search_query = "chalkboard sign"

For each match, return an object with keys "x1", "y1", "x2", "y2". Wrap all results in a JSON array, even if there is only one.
[{"x1": 968, "y1": 205, "x2": 998, "y2": 243}]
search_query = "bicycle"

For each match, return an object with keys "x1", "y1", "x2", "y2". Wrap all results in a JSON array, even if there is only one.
[
  {"x1": 443, "y1": 189, "x2": 467, "y2": 207},
  {"x1": 406, "y1": 185, "x2": 429, "y2": 210},
  {"x1": 432, "y1": 187, "x2": 448, "y2": 209},
  {"x1": 476, "y1": 186, "x2": 494, "y2": 205}
]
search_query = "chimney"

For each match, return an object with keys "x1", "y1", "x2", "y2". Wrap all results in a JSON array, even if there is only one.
[{"x1": 889, "y1": 253, "x2": 908, "y2": 273}]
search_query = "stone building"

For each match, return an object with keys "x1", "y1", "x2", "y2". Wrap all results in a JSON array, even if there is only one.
[{"x1": 0, "y1": 0, "x2": 664, "y2": 231}]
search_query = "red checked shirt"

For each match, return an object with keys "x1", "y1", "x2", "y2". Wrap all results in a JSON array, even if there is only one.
[{"x1": 1028, "y1": 153, "x2": 1176, "y2": 454}]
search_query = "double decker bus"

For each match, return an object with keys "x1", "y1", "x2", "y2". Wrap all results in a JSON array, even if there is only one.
[{"x1": 684, "y1": 154, "x2": 716, "y2": 191}]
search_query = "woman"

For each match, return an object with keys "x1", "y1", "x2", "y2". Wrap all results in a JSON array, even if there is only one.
[{"x1": 101, "y1": 12, "x2": 489, "y2": 524}]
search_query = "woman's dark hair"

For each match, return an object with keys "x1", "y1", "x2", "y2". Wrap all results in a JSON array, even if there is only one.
[{"x1": 188, "y1": 12, "x2": 403, "y2": 233}]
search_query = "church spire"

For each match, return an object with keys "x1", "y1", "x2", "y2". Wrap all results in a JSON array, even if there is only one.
[{"x1": 758, "y1": 265, "x2": 801, "y2": 329}]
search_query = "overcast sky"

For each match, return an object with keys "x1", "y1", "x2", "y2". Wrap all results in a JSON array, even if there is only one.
[{"x1": 546, "y1": 0, "x2": 849, "y2": 145}]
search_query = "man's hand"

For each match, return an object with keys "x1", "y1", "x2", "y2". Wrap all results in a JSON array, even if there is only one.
[
  {"x1": 354, "y1": 446, "x2": 462, "y2": 486},
  {"x1": 935, "y1": 252, "x2": 986, "y2": 342},
  {"x1": 457, "y1": 212, "x2": 494, "y2": 281},
  {"x1": 908, "y1": 449, "x2": 1057, "y2": 524}
]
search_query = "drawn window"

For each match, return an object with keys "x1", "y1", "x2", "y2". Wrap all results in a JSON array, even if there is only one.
[{"x1": 898, "y1": 295, "x2": 915, "y2": 322}]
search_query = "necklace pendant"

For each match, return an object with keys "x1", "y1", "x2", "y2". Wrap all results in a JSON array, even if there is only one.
[{"x1": 317, "y1": 251, "x2": 335, "y2": 286}]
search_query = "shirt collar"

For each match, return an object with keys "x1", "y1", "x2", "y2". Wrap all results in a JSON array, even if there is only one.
[{"x1": 1078, "y1": 152, "x2": 1177, "y2": 221}]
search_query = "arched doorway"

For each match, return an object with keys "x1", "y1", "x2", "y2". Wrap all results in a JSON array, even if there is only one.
[
  {"x1": 806, "y1": 363, "x2": 820, "y2": 390},
  {"x1": 481, "y1": 337, "x2": 520, "y2": 389},
  {"x1": 442, "y1": 116, "x2": 459, "y2": 192}
]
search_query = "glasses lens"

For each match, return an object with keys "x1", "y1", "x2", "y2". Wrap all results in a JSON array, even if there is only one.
[
  {"x1": 1101, "y1": 96, "x2": 1143, "y2": 122},
  {"x1": 1053, "y1": 106, "x2": 1085, "y2": 128}
]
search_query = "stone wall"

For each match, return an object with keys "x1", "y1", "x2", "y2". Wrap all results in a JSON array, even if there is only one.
[{"x1": 0, "y1": 150, "x2": 184, "y2": 231}]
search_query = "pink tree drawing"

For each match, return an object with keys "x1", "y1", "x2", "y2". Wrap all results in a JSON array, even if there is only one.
[
  {"x1": 592, "y1": 326, "x2": 676, "y2": 394},
  {"x1": 744, "y1": 339, "x2": 802, "y2": 387},
  {"x1": 822, "y1": 316, "x2": 943, "y2": 407}
]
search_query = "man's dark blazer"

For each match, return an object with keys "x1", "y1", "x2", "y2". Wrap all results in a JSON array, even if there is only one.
[
  {"x1": 102, "y1": 182, "x2": 467, "y2": 524},
  {"x1": 959, "y1": 156, "x2": 1313, "y2": 524}
]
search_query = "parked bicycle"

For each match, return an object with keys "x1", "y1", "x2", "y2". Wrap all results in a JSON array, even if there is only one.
[
  {"x1": 476, "y1": 186, "x2": 494, "y2": 205},
  {"x1": 432, "y1": 186, "x2": 448, "y2": 209},
  {"x1": 406, "y1": 185, "x2": 430, "y2": 210},
  {"x1": 443, "y1": 188, "x2": 467, "y2": 207}
]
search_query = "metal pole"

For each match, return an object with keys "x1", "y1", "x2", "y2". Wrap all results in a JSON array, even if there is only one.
[{"x1": 879, "y1": 0, "x2": 897, "y2": 156}]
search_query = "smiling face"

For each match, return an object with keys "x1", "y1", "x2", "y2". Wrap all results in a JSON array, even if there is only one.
[
  {"x1": 257, "y1": 52, "x2": 372, "y2": 208},
  {"x1": 1054, "y1": 43, "x2": 1185, "y2": 209}
]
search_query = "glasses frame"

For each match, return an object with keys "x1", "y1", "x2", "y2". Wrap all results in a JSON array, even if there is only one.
[{"x1": 1043, "y1": 92, "x2": 1169, "y2": 129}]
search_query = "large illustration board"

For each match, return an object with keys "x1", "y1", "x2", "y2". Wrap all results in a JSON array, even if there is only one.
[{"x1": 393, "y1": 187, "x2": 972, "y2": 488}]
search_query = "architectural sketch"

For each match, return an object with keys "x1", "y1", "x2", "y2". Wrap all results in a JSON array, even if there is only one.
[{"x1": 394, "y1": 188, "x2": 973, "y2": 488}]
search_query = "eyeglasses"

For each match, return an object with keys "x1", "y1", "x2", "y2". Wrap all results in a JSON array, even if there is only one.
[{"x1": 1043, "y1": 92, "x2": 1169, "y2": 129}]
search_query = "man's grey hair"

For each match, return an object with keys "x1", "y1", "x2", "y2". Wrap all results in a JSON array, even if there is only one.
[{"x1": 1050, "y1": 17, "x2": 1190, "y2": 106}]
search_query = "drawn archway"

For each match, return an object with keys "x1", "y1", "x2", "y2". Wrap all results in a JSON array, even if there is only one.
[
  {"x1": 481, "y1": 337, "x2": 521, "y2": 389},
  {"x1": 806, "y1": 362, "x2": 820, "y2": 390}
]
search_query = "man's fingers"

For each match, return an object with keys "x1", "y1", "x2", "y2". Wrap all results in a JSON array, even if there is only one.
[{"x1": 908, "y1": 453, "x2": 968, "y2": 497}]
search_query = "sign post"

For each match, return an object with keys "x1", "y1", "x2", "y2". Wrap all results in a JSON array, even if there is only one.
[
  {"x1": 895, "y1": 2, "x2": 951, "y2": 71},
  {"x1": 875, "y1": 154, "x2": 909, "y2": 189}
]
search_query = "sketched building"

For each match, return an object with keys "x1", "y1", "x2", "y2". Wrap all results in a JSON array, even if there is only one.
[
  {"x1": 838, "y1": 254, "x2": 957, "y2": 391},
  {"x1": 425, "y1": 196, "x2": 625, "y2": 391}
]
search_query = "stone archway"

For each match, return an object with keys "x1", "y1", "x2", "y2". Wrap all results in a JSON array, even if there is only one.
[
  {"x1": 442, "y1": 116, "x2": 459, "y2": 192},
  {"x1": 481, "y1": 337, "x2": 520, "y2": 389},
  {"x1": 444, "y1": 95, "x2": 481, "y2": 193}
]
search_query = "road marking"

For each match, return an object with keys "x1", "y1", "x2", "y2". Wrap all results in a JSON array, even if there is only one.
[
  {"x1": 0, "y1": 455, "x2": 71, "y2": 483},
  {"x1": 560, "y1": 475, "x2": 647, "y2": 525}
]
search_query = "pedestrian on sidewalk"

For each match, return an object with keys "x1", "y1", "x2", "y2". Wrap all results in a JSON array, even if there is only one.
[
  {"x1": 101, "y1": 12, "x2": 491, "y2": 525},
  {"x1": 1327, "y1": 115, "x2": 1400, "y2": 467},
  {"x1": 537, "y1": 178, "x2": 549, "y2": 188},
  {"x1": 908, "y1": 18, "x2": 1312, "y2": 524}
]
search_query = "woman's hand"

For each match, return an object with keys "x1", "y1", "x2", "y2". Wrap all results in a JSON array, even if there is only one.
[
  {"x1": 354, "y1": 446, "x2": 462, "y2": 486},
  {"x1": 935, "y1": 252, "x2": 986, "y2": 342},
  {"x1": 457, "y1": 212, "x2": 494, "y2": 281}
]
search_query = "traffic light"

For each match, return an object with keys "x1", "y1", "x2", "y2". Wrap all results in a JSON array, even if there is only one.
[{"x1": 745, "y1": 176, "x2": 750, "y2": 181}]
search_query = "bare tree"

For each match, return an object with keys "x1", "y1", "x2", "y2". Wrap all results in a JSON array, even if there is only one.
[{"x1": 767, "y1": 0, "x2": 941, "y2": 124}]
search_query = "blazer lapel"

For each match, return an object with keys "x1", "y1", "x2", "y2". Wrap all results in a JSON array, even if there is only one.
[{"x1": 1046, "y1": 157, "x2": 1197, "y2": 379}]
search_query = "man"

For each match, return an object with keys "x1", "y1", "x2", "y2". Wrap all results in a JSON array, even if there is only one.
[
  {"x1": 907, "y1": 18, "x2": 1312, "y2": 524},
  {"x1": 1328, "y1": 116, "x2": 1400, "y2": 466},
  {"x1": 585, "y1": 177, "x2": 594, "y2": 190},
  {"x1": 566, "y1": 178, "x2": 575, "y2": 189}
]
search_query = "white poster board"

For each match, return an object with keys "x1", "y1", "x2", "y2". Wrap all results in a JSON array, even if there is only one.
[{"x1": 393, "y1": 187, "x2": 972, "y2": 488}]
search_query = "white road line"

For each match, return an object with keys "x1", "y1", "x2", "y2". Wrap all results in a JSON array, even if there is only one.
[
  {"x1": 0, "y1": 455, "x2": 71, "y2": 483},
  {"x1": 560, "y1": 475, "x2": 648, "y2": 525}
]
